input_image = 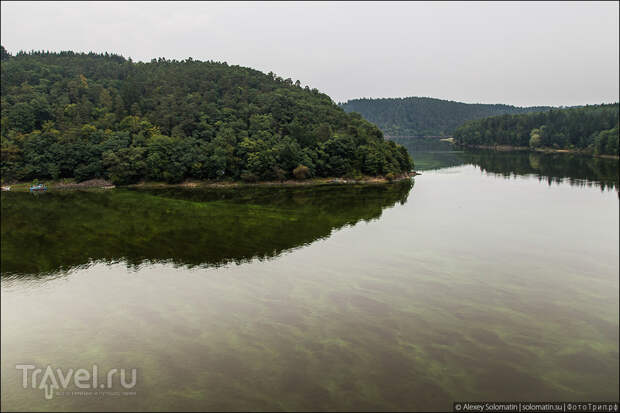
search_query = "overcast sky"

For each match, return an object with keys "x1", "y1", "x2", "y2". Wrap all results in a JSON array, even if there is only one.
[{"x1": 2, "y1": 1, "x2": 618, "y2": 107}]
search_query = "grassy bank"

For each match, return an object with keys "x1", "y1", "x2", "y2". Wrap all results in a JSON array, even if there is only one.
[{"x1": 2, "y1": 172, "x2": 419, "y2": 192}]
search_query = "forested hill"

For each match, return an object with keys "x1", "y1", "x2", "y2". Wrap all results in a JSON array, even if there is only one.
[
  {"x1": 339, "y1": 97, "x2": 552, "y2": 137},
  {"x1": 453, "y1": 104, "x2": 619, "y2": 156},
  {"x1": 0, "y1": 46, "x2": 411, "y2": 184}
]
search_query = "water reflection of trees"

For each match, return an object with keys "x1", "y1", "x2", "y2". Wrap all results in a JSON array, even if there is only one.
[
  {"x1": 1, "y1": 181, "x2": 413, "y2": 278},
  {"x1": 391, "y1": 139, "x2": 618, "y2": 190},
  {"x1": 392, "y1": 138, "x2": 467, "y2": 171},
  {"x1": 461, "y1": 150, "x2": 619, "y2": 192}
]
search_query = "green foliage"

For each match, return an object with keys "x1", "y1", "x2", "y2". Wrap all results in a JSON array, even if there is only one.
[
  {"x1": 454, "y1": 104, "x2": 619, "y2": 156},
  {"x1": 102, "y1": 146, "x2": 146, "y2": 185},
  {"x1": 292, "y1": 164, "x2": 310, "y2": 180},
  {"x1": 594, "y1": 125, "x2": 619, "y2": 156},
  {"x1": 0, "y1": 45, "x2": 10, "y2": 61},
  {"x1": 529, "y1": 128, "x2": 542, "y2": 148},
  {"x1": 1, "y1": 47, "x2": 412, "y2": 183},
  {"x1": 340, "y1": 97, "x2": 552, "y2": 137}
]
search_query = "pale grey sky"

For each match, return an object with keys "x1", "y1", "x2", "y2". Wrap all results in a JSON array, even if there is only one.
[{"x1": 1, "y1": 1, "x2": 618, "y2": 107}]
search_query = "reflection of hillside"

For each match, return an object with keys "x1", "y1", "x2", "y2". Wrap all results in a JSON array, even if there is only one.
[
  {"x1": 1, "y1": 182, "x2": 413, "y2": 278},
  {"x1": 390, "y1": 138, "x2": 467, "y2": 171},
  {"x1": 463, "y1": 150, "x2": 619, "y2": 191}
]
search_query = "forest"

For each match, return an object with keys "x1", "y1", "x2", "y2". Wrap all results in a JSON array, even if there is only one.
[
  {"x1": 0, "y1": 46, "x2": 412, "y2": 184},
  {"x1": 453, "y1": 104, "x2": 619, "y2": 156},
  {"x1": 339, "y1": 96, "x2": 552, "y2": 137}
]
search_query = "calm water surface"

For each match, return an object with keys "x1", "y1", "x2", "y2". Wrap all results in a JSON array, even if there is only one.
[{"x1": 1, "y1": 146, "x2": 618, "y2": 411}]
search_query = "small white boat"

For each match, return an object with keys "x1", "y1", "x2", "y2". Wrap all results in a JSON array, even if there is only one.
[{"x1": 30, "y1": 184, "x2": 47, "y2": 192}]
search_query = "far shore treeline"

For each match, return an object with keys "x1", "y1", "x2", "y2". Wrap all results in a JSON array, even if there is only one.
[
  {"x1": 454, "y1": 104, "x2": 619, "y2": 156},
  {"x1": 0, "y1": 46, "x2": 412, "y2": 185},
  {"x1": 339, "y1": 96, "x2": 553, "y2": 137}
]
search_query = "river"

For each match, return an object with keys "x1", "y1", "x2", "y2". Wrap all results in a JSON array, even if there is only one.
[{"x1": 1, "y1": 142, "x2": 618, "y2": 411}]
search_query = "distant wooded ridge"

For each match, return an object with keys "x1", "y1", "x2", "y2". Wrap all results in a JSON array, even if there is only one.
[{"x1": 339, "y1": 96, "x2": 557, "y2": 137}]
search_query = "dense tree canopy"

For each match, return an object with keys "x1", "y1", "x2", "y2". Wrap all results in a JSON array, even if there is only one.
[
  {"x1": 1, "y1": 47, "x2": 412, "y2": 184},
  {"x1": 339, "y1": 97, "x2": 552, "y2": 137},
  {"x1": 453, "y1": 104, "x2": 619, "y2": 156}
]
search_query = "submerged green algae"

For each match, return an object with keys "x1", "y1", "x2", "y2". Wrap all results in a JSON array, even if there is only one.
[{"x1": 1, "y1": 151, "x2": 618, "y2": 411}]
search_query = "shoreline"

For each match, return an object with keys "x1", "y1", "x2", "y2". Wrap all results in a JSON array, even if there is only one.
[
  {"x1": 2, "y1": 172, "x2": 420, "y2": 192},
  {"x1": 460, "y1": 144, "x2": 619, "y2": 159}
]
